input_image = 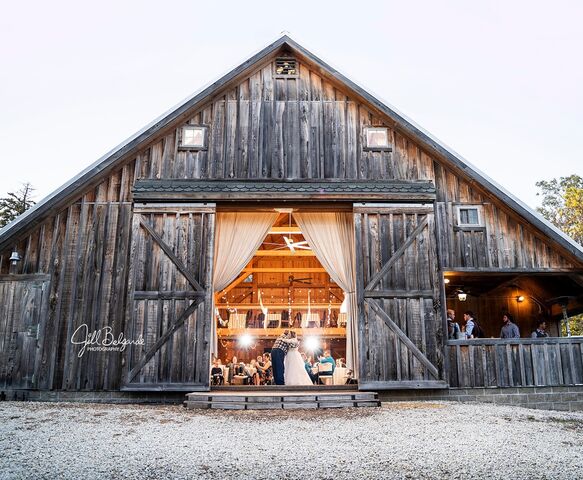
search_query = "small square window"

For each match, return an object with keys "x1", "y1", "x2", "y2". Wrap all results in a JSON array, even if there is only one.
[
  {"x1": 456, "y1": 206, "x2": 482, "y2": 226},
  {"x1": 364, "y1": 127, "x2": 390, "y2": 150},
  {"x1": 181, "y1": 126, "x2": 207, "y2": 149},
  {"x1": 275, "y1": 58, "x2": 298, "y2": 76}
]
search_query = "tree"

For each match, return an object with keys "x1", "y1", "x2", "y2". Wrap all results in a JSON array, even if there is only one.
[
  {"x1": 536, "y1": 174, "x2": 583, "y2": 245},
  {"x1": 0, "y1": 183, "x2": 36, "y2": 228},
  {"x1": 537, "y1": 174, "x2": 583, "y2": 336}
]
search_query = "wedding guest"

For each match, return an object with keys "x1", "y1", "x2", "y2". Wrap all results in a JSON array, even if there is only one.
[
  {"x1": 211, "y1": 360, "x2": 224, "y2": 385},
  {"x1": 463, "y1": 311, "x2": 477, "y2": 339},
  {"x1": 447, "y1": 309, "x2": 461, "y2": 339},
  {"x1": 301, "y1": 352, "x2": 316, "y2": 383},
  {"x1": 227, "y1": 356, "x2": 238, "y2": 384},
  {"x1": 248, "y1": 359, "x2": 261, "y2": 385},
  {"x1": 318, "y1": 350, "x2": 335, "y2": 372},
  {"x1": 531, "y1": 320, "x2": 549, "y2": 338},
  {"x1": 500, "y1": 313, "x2": 520, "y2": 339},
  {"x1": 317, "y1": 350, "x2": 335, "y2": 384},
  {"x1": 257, "y1": 353, "x2": 272, "y2": 385}
]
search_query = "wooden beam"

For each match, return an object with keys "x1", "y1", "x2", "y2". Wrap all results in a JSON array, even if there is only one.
[
  {"x1": 215, "y1": 303, "x2": 341, "y2": 309},
  {"x1": 243, "y1": 267, "x2": 326, "y2": 273},
  {"x1": 269, "y1": 227, "x2": 301, "y2": 234},
  {"x1": 217, "y1": 271, "x2": 252, "y2": 297},
  {"x1": 254, "y1": 250, "x2": 315, "y2": 257}
]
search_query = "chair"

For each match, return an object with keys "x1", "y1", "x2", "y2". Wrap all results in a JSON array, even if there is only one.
[
  {"x1": 317, "y1": 362, "x2": 334, "y2": 385},
  {"x1": 266, "y1": 313, "x2": 281, "y2": 328}
]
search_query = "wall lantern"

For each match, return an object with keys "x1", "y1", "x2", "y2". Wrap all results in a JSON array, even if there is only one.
[
  {"x1": 9, "y1": 250, "x2": 21, "y2": 266},
  {"x1": 516, "y1": 295, "x2": 525, "y2": 303},
  {"x1": 457, "y1": 290, "x2": 467, "y2": 302}
]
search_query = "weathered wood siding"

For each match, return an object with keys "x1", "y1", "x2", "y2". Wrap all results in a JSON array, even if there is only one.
[{"x1": 448, "y1": 338, "x2": 583, "y2": 388}]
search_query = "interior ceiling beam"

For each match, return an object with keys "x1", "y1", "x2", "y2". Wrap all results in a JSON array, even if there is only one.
[
  {"x1": 481, "y1": 276, "x2": 521, "y2": 296},
  {"x1": 268, "y1": 226, "x2": 301, "y2": 234},
  {"x1": 243, "y1": 267, "x2": 326, "y2": 273},
  {"x1": 216, "y1": 271, "x2": 252, "y2": 299},
  {"x1": 215, "y1": 303, "x2": 341, "y2": 309},
  {"x1": 254, "y1": 250, "x2": 315, "y2": 256},
  {"x1": 229, "y1": 283, "x2": 341, "y2": 289}
]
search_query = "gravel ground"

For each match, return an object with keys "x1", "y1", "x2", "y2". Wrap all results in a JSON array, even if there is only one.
[{"x1": 1, "y1": 401, "x2": 582, "y2": 480}]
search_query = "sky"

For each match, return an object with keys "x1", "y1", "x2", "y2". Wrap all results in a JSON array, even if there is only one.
[{"x1": 0, "y1": 0, "x2": 582, "y2": 210}]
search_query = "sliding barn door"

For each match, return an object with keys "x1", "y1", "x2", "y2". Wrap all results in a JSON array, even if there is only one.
[
  {"x1": 0, "y1": 275, "x2": 50, "y2": 389},
  {"x1": 354, "y1": 203, "x2": 446, "y2": 389},
  {"x1": 123, "y1": 203, "x2": 215, "y2": 391}
]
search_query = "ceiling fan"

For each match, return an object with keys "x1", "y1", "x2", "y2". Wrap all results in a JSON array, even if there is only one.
[
  {"x1": 262, "y1": 235, "x2": 311, "y2": 252},
  {"x1": 283, "y1": 236, "x2": 311, "y2": 252},
  {"x1": 288, "y1": 275, "x2": 312, "y2": 285}
]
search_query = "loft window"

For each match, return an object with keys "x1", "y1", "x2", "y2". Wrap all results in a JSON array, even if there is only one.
[
  {"x1": 275, "y1": 58, "x2": 298, "y2": 76},
  {"x1": 181, "y1": 126, "x2": 207, "y2": 149},
  {"x1": 364, "y1": 127, "x2": 391, "y2": 150},
  {"x1": 456, "y1": 206, "x2": 482, "y2": 226}
]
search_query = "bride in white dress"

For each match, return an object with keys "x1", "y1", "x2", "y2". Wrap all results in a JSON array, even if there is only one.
[{"x1": 284, "y1": 332, "x2": 313, "y2": 386}]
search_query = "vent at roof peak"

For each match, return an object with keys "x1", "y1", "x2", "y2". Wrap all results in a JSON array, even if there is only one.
[{"x1": 275, "y1": 57, "x2": 298, "y2": 76}]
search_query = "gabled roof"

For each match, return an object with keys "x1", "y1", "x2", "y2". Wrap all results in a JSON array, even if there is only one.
[{"x1": 1, "y1": 34, "x2": 582, "y2": 263}]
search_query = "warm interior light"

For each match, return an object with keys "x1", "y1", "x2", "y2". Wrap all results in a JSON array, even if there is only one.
[
  {"x1": 239, "y1": 334, "x2": 253, "y2": 348},
  {"x1": 457, "y1": 291, "x2": 467, "y2": 302},
  {"x1": 517, "y1": 295, "x2": 525, "y2": 303},
  {"x1": 444, "y1": 278, "x2": 450, "y2": 284},
  {"x1": 305, "y1": 336, "x2": 320, "y2": 352}
]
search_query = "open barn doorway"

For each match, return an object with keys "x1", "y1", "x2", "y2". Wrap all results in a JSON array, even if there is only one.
[{"x1": 212, "y1": 211, "x2": 352, "y2": 388}]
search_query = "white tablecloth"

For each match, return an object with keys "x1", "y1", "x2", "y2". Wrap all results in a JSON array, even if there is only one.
[
  {"x1": 229, "y1": 313, "x2": 247, "y2": 329},
  {"x1": 301, "y1": 313, "x2": 321, "y2": 328},
  {"x1": 333, "y1": 367, "x2": 348, "y2": 385}
]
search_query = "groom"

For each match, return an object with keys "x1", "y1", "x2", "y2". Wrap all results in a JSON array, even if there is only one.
[{"x1": 271, "y1": 330, "x2": 292, "y2": 385}]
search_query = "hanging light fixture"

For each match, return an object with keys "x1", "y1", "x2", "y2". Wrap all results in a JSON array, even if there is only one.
[
  {"x1": 457, "y1": 289, "x2": 467, "y2": 302},
  {"x1": 9, "y1": 250, "x2": 21, "y2": 266},
  {"x1": 516, "y1": 295, "x2": 525, "y2": 303}
]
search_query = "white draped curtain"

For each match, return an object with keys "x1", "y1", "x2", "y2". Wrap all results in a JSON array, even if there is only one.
[
  {"x1": 293, "y1": 212, "x2": 359, "y2": 378},
  {"x1": 211, "y1": 212, "x2": 278, "y2": 357}
]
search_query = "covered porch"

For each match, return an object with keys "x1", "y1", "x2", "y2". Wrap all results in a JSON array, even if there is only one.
[{"x1": 444, "y1": 270, "x2": 583, "y2": 388}]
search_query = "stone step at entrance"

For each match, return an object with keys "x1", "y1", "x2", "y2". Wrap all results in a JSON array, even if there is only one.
[{"x1": 184, "y1": 390, "x2": 380, "y2": 410}]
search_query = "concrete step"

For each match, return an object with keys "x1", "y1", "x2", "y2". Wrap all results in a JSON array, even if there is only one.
[{"x1": 184, "y1": 390, "x2": 380, "y2": 410}]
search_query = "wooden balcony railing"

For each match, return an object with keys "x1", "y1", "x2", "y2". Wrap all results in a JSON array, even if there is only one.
[{"x1": 446, "y1": 338, "x2": 583, "y2": 388}]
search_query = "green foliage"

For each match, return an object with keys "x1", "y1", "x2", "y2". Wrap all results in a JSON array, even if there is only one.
[
  {"x1": 536, "y1": 174, "x2": 583, "y2": 244},
  {"x1": 0, "y1": 183, "x2": 36, "y2": 228},
  {"x1": 560, "y1": 314, "x2": 583, "y2": 337}
]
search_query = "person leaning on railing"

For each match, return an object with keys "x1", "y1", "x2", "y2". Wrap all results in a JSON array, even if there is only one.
[{"x1": 531, "y1": 320, "x2": 549, "y2": 338}]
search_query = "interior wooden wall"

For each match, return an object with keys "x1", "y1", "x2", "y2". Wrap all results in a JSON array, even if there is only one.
[{"x1": 446, "y1": 285, "x2": 559, "y2": 338}]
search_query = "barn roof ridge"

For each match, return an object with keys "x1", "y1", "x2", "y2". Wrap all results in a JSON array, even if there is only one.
[{"x1": 1, "y1": 33, "x2": 582, "y2": 263}]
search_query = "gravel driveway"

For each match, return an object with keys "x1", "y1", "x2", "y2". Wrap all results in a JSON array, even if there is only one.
[{"x1": 1, "y1": 401, "x2": 582, "y2": 479}]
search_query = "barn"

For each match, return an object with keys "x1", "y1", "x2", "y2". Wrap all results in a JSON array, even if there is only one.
[{"x1": 1, "y1": 35, "x2": 582, "y2": 409}]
